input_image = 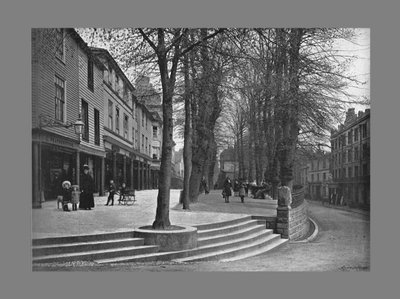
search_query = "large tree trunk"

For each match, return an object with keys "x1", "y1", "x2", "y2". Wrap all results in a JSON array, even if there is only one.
[
  {"x1": 182, "y1": 33, "x2": 192, "y2": 210},
  {"x1": 152, "y1": 29, "x2": 179, "y2": 229}
]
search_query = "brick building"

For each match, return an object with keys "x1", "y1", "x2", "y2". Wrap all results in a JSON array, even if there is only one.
[{"x1": 330, "y1": 108, "x2": 370, "y2": 208}]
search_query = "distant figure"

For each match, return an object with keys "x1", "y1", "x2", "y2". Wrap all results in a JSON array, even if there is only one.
[
  {"x1": 222, "y1": 177, "x2": 232, "y2": 203},
  {"x1": 118, "y1": 182, "x2": 127, "y2": 203},
  {"x1": 80, "y1": 164, "x2": 95, "y2": 210},
  {"x1": 61, "y1": 180, "x2": 72, "y2": 212},
  {"x1": 200, "y1": 176, "x2": 209, "y2": 194},
  {"x1": 106, "y1": 180, "x2": 116, "y2": 206},
  {"x1": 239, "y1": 182, "x2": 246, "y2": 203}
]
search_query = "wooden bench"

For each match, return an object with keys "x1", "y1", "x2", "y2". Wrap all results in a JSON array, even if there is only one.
[{"x1": 117, "y1": 189, "x2": 136, "y2": 206}]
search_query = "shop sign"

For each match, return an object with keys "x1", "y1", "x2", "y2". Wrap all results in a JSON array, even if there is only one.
[{"x1": 42, "y1": 134, "x2": 76, "y2": 149}]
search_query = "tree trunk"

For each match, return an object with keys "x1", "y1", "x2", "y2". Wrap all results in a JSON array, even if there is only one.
[{"x1": 182, "y1": 32, "x2": 192, "y2": 210}]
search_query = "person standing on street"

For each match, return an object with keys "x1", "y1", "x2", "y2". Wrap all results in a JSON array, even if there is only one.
[
  {"x1": 106, "y1": 179, "x2": 116, "y2": 206},
  {"x1": 223, "y1": 177, "x2": 232, "y2": 203},
  {"x1": 239, "y1": 182, "x2": 246, "y2": 203},
  {"x1": 80, "y1": 164, "x2": 95, "y2": 210}
]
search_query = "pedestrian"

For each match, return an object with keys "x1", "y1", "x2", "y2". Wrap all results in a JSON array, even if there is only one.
[
  {"x1": 200, "y1": 176, "x2": 209, "y2": 194},
  {"x1": 239, "y1": 182, "x2": 246, "y2": 203},
  {"x1": 80, "y1": 164, "x2": 95, "y2": 210},
  {"x1": 61, "y1": 180, "x2": 72, "y2": 212},
  {"x1": 118, "y1": 182, "x2": 127, "y2": 204},
  {"x1": 105, "y1": 179, "x2": 116, "y2": 206},
  {"x1": 222, "y1": 177, "x2": 232, "y2": 203}
]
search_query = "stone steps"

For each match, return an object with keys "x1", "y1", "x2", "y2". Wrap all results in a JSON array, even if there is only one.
[{"x1": 32, "y1": 215, "x2": 288, "y2": 265}]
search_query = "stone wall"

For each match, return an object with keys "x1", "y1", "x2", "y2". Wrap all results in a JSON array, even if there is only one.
[{"x1": 276, "y1": 186, "x2": 310, "y2": 240}]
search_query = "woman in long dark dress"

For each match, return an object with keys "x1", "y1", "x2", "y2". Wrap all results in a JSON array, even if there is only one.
[
  {"x1": 80, "y1": 165, "x2": 95, "y2": 210},
  {"x1": 223, "y1": 177, "x2": 232, "y2": 203}
]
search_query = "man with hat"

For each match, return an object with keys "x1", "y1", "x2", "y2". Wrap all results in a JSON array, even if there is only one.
[
  {"x1": 61, "y1": 180, "x2": 72, "y2": 212},
  {"x1": 80, "y1": 164, "x2": 95, "y2": 210}
]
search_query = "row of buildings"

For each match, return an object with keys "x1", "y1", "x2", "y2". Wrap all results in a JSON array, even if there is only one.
[
  {"x1": 32, "y1": 28, "x2": 181, "y2": 208},
  {"x1": 294, "y1": 108, "x2": 370, "y2": 208},
  {"x1": 217, "y1": 107, "x2": 370, "y2": 208}
]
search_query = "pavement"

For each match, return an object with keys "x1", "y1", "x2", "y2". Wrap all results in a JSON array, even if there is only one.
[{"x1": 32, "y1": 189, "x2": 278, "y2": 239}]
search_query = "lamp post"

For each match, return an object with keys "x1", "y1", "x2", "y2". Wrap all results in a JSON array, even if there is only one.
[{"x1": 33, "y1": 114, "x2": 84, "y2": 208}]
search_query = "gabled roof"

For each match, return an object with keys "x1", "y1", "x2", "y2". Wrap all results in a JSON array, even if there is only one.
[
  {"x1": 90, "y1": 46, "x2": 136, "y2": 92},
  {"x1": 66, "y1": 29, "x2": 105, "y2": 71}
]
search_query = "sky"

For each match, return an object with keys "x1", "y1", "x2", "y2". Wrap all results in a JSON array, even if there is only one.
[{"x1": 334, "y1": 28, "x2": 370, "y2": 112}]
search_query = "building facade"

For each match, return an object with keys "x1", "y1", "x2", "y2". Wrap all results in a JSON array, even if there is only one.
[
  {"x1": 32, "y1": 29, "x2": 164, "y2": 208},
  {"x1": 32, "y1": 28, "x2": 106, "y2": 207},
  {"x1": 330, "y1": 108, "x2": 370, "y2": 208},
  {"x1": 308, "y1": 152, "x2": 332, "y2": 201}
]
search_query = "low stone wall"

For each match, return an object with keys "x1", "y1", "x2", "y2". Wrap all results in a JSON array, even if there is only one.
[
  {"x1": 288, "y1": 201, "x2": 310, "y2": 240},
  {"x1": 276, "y1": 186, "x2": 310, "y2": 240},
  {"x1": 134, "y1": 226, "x2": 198, "y2": 252}
]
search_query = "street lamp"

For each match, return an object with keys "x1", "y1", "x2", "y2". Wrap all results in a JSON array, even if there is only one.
[
  {"x1": 38, "y1": 114, "x2": 85, "y2": 134},
  {"x1": 34, "y1": 114, "x2": 84, "y2": 208}
]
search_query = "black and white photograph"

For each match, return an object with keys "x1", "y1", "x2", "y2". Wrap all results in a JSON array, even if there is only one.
[{"x1": 31, "y1": 27, "x2": 370, "y2": 272}]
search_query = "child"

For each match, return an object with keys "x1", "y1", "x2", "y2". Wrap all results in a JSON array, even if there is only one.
[
  {"x1": 118, "y1": 182, "x2": 126, "y2": 204},
  {"x1": 61, "y1": 180, "x2": 72, "y2": 212},
  {"x1": 106, "y1": 180, "x2": 116, "y2": 206}
]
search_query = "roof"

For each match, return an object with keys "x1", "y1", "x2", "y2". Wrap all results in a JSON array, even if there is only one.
[{"x1": 90, "y1": 46, "x2": 136, "y2": 92}]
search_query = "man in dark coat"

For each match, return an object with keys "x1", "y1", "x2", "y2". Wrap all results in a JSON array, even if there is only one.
[
  {"x1": 106, "y1": 179, "x2": 116, "y2": 206},
  {"x1": 80, "y1": 164, "x2": 95, "y2": 210}
]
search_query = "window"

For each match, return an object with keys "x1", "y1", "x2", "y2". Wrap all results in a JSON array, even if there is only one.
[
  {"x1": 145, "y1": 137, "x2": 148, "y2": 154},
  {"x1": 317, "y1": 173, "x2": 320, "y2": 182},
  {"x1": 311, "y1": 174, "x2": 314, "y2": 182},
  {"x1": 343, "y1": 134, "x2": 346, "y2": 146},
  {"x1": 323, "y1": 159, "x2": 326, "y2": 169},
  {"x1": 108, "y1": 68, "x2": 112, "y2": 85},
  {"x1": 343, "y1": 152, "x2": 346, "y2": 164},
  {"x1": 354, "y1": 127, "x2": 359, "y2": 142},
  {"x1": 142, "y1": 110, "x2": 145, "y2": 127},
  {"x1": 87, "y1": 56, "x2": 94, "y2": 91},
  {"x1": 115, "y1": 107, "x2": 120, "y2": 134},
  {"x1": 343, "y1": 167, "x2": 346, "y2": 178},
  {"x1": 81, "y1": 100, "x2": 89, "y2": 141},
  {"x1": 354, "y1": 146, "x2": 359, "y2": 160},
  {"x1": 141, "y1": 134, "x2": 144, "y2": 151},
  {"x1": 355, "y1": 166, "x2": 359, "y2": 177},
  {"x1": 55, "y1": 28, "x2": 64, "y2": 60},
  {"x1": 153, "y1": 126, "x2": 158, "y2": 138},
  {"x1": 348, "y1": 167, "x2": 352, "y2": 178},
  {"x1": 323, "y1": 173, "x2": 326, "y2": 181},
  {"x1": 54, "y1": 76, "x2": 65, "y2": 121},
  {"x1": 348, "y1": 131, "x2": 352, "y2": 145},
  {"x1": 348, "y1": 149, "x2": 352, "y2": 163},
  {"x1": 108, "y1": 100, "x2": 113, "y2": 130},
  {"x1": 362, "y1": 143, "x2": 369, "y2": 160},
  {"x1": 362, "y1": 123, "x2": 368, "y2": 138},
  {"x1": 94, "y1": 109, "x2": 100, "y2": 145},
  {"x1": 123, "y1": 114, "x2": 129, "y2": 139}
]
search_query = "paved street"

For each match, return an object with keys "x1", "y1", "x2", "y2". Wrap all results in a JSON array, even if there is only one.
[
  {"x1": 32, "y1": 190, "x2": 369, "y2": 271},
  {"x1": 32, "y1": 189, "x2": 277, "y2": 239}
]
